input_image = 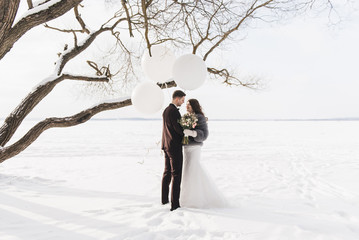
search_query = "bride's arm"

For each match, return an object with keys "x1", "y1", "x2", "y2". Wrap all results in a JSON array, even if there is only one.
[{"x1": 193, "y1": 115, "x2": 209, "y2": 142}]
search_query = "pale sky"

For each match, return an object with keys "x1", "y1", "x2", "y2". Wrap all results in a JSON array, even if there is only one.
[{"x1": 0, "y1": 1, "x2": 358, "y2": 120}]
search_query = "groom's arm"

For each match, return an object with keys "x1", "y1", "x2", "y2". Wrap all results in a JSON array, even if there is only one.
[{"x1": 170, "y1": 110, "x2": 184, "y2": 137}]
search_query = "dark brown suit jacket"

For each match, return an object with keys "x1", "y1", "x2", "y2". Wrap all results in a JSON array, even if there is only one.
[{"x1": 161, "y1": 104, "x2": 184, "y2": 151}]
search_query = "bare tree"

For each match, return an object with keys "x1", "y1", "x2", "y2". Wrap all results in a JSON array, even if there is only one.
[{"x1": 0, "y1": 0, "x2": 339, "y2": 163}]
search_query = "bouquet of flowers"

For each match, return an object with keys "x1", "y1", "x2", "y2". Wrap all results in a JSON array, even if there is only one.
[{"x1": 178, "y1": 113, "x2": 198, "y2": 144}]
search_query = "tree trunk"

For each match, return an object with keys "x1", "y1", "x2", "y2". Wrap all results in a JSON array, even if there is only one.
[{"x1": 0, "y1": 0, "x2": 21, "y2": 46}]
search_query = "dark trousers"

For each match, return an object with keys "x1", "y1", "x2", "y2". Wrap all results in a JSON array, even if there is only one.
[{"x1": 161, "y1": 149, "x2": 183, "y2": 208}]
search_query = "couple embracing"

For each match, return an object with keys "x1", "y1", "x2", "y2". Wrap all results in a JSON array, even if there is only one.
[{"x1": 161, "y1": 90, "x2": 227, "y2": 211}]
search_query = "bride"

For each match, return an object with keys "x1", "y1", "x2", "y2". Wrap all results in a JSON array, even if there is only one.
[{"x1": 180, "y1": 99, "x2": 228, "y2": 208}]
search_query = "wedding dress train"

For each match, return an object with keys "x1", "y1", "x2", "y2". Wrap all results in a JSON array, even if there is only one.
[{"x1": 180, "y1": 145, "x2": 228, "y2": 208}]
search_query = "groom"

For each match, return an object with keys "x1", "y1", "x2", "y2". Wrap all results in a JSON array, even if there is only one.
[{"x1": 161, "y1": 90, "x2": 186, "y2": 211}]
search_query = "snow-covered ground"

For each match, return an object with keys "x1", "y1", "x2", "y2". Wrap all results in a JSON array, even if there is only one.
[{"x1": 0, "y1": 120, "x2": 359, "y2": 240}]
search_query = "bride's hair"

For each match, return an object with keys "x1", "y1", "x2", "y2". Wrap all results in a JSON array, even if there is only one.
[{"x1": 188, "y1": 99, "x2": 205, "y2": 116}]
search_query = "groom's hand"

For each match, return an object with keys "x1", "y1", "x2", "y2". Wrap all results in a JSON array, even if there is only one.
[{"x1": 184, "y1": 129, "x2": 197, "y2": 137}]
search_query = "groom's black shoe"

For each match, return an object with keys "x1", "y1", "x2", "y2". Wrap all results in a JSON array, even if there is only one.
[
  {"x1": 170, "y1": 205, "x2": 180, "y2": 211},
  {"x1": 162, "y1": 201, "x2": 169, "y2": 205}
]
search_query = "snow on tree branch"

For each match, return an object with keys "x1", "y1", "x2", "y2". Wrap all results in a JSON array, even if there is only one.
[{"x1": 0, "y1": 0, "x2": 82, "y2": 60}]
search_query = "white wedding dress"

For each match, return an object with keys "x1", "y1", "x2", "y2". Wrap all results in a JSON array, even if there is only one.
[{"x1": 180, "y1": 144, "x2": 228, "y2": 208}]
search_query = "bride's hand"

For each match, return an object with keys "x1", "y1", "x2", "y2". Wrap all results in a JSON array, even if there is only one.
[{"x1": 184, "y1": 129, "x2": 197, "y2": 137}]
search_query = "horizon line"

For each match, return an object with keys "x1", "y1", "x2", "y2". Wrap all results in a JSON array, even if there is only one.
[{"x1": 2, "y1": 117, "x2": 359, "y2": 122}]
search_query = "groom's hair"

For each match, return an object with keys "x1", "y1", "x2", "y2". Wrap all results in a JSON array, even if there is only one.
[{"x1": 172, "y1": 90, "x2": 186, "y2": 99}]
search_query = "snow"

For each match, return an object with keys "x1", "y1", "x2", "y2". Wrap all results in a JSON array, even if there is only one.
[
  {"x1": 0, "y1": 120, "x2": 359, "y2": 239},
  {"x1": 53, "y1": 31, "x2": 96, "y2": 75},
  {"x1": 32, "y1": 72, "x2": 114, "y2": 92},
  {"x1": 31, "y1": 74, "x2": 59, "y2": 90},
  {"x1": 100, "y1": 96, "x2": 131, "y2": 104},
  {"x1": 14, "y1": 0, "x2": 64, "y2": 26}
]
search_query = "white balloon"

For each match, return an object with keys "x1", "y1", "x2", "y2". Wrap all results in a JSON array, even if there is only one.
[
  {"x1": 131, "y1": 81, "x2": 164, "y2": 114},
  {"x1": 173, "y1": 54, "x2": 207, "y2": 90},
  {"x1": 141, "y1": 45, "x2": 176, "y2": 83}
]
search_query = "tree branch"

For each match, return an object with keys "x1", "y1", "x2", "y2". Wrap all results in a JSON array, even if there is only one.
[
  {"x1": 0, "y1": 98, "x2": 131, "y2": 163},
  {"x1": 121, "y1": 0, "x2": 134, "y2": 37},
  {"x1": 207, "y1": 67, "x2": 261, "y2": 89},
  {"x1": 55, "y1": 16, "x2": 128, "y2": 75},
  {"x1": 0, "y1": 0, "x2": 83, "y2": 60},
  {"x1": 0, "y1": 78, "x2": 177, "y2": 163},
  {"x1": 74, "y1": 4, "x2": 90, "y2": 34},
  {"x1": 56, "y1": 28, "x2": 107, "y2": 75},
  {"x1": 44, "y1": 23, "x2": 85, "y2": 34},
  {"x1": 157, "y1": 80, "x2": 177, "y2": 89},
  {"x1": 0, "y1": 74, "x2": 109, "y2": 147},
  {"x1": 192, "y1": 2, "x2": 223, "y2": 54},
  {"x1": 27, "y1": 0, "x2": 34, "y2": 9},
  {"x1": 203, "y1": 0, "x2": 274, "y2": 61},
  {"x1": 141, "y1": 0, "x2": 152, "y2": 56}
]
